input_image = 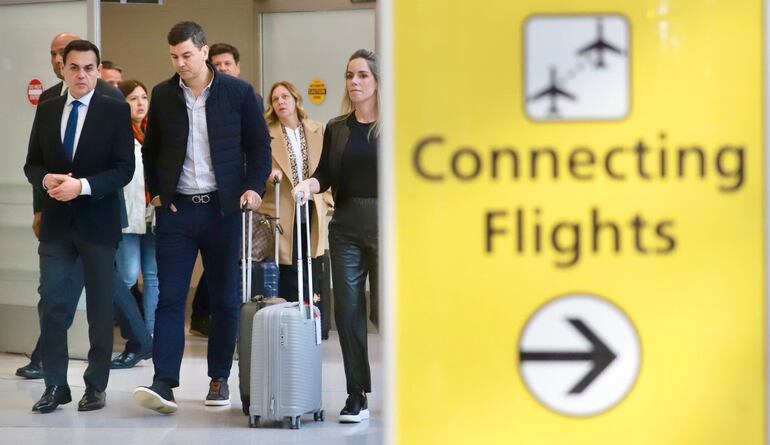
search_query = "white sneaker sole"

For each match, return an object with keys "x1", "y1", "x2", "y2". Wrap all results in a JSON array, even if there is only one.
[
  {"x1": 133, "y1": 387, "x2": 178, "y2": 414},
  {"x1": 339, "y1": 408, "x2": 370, "y2": 423},
  {"x1": 204, "y1": 397, "x2": 231, "y2": 406}
]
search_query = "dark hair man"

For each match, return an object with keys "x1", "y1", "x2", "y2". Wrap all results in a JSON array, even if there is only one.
[
  {"x1": 133, "y1": 21, "x2": 271, "y2": 414},
  {"x1": 16, "y1": 33, "x2": 152, "y2": 383},
  {"x1": 24, "y1": 39, "x2": 135, "y2": 413},
  {"x1": 208, "y1": 42, "x2": 241, "y2": 77}
]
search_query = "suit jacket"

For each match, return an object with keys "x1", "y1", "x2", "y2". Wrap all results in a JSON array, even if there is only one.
[
  {"x1": 313, "y1": 114, "x2": 356, "y2": 204},
  {"x1": 259, "y1": 119, "x2": 333, "y2": 264},
  {"x1": 24, "y1": 90, "x2": 135, "y2": 244},
  {"x1": 142, "y1": 63, "x2": 272, "y2": 215},
  {"x1": 33, "y1": 79, "x2": 126, "y2": 215}
]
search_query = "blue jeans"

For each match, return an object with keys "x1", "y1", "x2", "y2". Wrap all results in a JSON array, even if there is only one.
[
  {"x1": 116, "y1": 231, "x2": 159, "y2": 334},
  {"x1": 153, "y1": 194, "x2": 241, "y2": 388}
]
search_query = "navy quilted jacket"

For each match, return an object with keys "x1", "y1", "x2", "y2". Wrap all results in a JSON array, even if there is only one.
[{"x1": 143, "y1": 64, "x2": 271, "y2": 215}]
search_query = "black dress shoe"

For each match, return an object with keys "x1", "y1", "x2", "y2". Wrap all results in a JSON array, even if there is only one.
[
  {"x1": 110, "y1": 350, "x2": 152, "y2": 369},
  {"x1": 16, "y1": 361, "x2": 44, "y2": 379},
  {"x1": 32, "y1": 385, "x2": 72, "y2": 413},
  {"x1": 78, "y1": 388, "x2": 106, "y2": 411}
]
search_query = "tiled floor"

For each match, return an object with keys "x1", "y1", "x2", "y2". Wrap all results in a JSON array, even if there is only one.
[{"x1": 0, "y1": 331, "x2": 382, "y2": 445}]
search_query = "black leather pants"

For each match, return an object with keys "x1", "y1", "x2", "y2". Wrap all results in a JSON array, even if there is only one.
[{"x1": 329, "y1": 197, "x2": 378, "y2": 395}]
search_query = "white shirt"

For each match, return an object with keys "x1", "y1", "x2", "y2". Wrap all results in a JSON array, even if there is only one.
[
  {"x1": 285, "y1": 126, "x2": 305, "y2": 183},
  {"x1": 176, "y1": 74, "x2": 217, "y2": 194},
  {"x1": 43, "y1": 89, "x2": 93, "y2": 195},
  {"x1": 122, "y1": 138, "x2": 149, "y2": 234}
]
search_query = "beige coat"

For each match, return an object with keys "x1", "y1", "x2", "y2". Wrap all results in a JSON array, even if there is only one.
[{"x1": 260, "y1": 119, "x2": 333, "y2": 265}]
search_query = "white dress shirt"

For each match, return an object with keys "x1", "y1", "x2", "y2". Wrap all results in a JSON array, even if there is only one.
[
  {"x1": 176, "y1": 74, "x2": 217, "y2": 195},
  {"x1": 43, "y1": 89, "x2": 94, "y2": 195}
]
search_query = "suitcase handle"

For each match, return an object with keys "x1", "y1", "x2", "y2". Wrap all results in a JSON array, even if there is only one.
[
  {"x1": 241, "y1": 179, "x2": 281, "y2": 304},
  {"x1": 273, "y1": 177, "x2": 280, "y2": 266},
  {"x1": 294, "y1": 191, "x2": 315, "y2": 321},
  {"x1": 241, "y1": 205, "x2": 253, "y2": 304}
]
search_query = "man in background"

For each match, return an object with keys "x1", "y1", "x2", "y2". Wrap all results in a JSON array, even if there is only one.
[
  {"x1": 101, "y1": 60, "x2": 123, "y2": 88},
  {"x1": 208, "y1": 43, "x2": 240, "y2": 78}
]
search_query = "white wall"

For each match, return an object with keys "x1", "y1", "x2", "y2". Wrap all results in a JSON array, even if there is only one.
[
  {"x1": 0, "y1": 0, "x2": 91, "y2": 356},
  {"x1": 261, "y1": 9, "x2": 376, "y2": 124}
]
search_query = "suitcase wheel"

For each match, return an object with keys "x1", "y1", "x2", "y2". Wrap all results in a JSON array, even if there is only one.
[
  {"x1": 314, "y1": 410, "x2": 325, "y2": 422},
  {"x1": 249, "y1": 415, "x2": 260, "y2": 428},
  {"x1": 290, "y1": 416, "x2": 301, "y2": 429}
]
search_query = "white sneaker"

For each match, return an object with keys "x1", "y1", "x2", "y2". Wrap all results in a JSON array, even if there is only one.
[
  {"x1": 339, "y1": 393, "x2": 370, "y2": 423},
  {"x1": 133, "y1": 383, "x2": 178, "y2": 414}
]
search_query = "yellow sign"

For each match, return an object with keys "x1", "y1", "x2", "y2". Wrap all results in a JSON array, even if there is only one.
[
  {"x1": 389, "y1": 1, "x2": 764, "y2": 444},
  {"x1": 307, "y1": 79, "x2": 327, "y2": 105}
]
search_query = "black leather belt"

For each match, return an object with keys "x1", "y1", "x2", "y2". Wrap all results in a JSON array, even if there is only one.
[{"x1": 177, "y1": 192, "x2": 216, "y2": 204}]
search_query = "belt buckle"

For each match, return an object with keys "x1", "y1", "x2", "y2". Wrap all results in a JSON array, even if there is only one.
[{"x1": 192, "y1": 194, "x2": 210, "y2": 204}]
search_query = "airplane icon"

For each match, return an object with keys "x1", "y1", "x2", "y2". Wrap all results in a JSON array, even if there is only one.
[
  {"x1": 527, "y1": 66, "x2": 576, "y2": 117},
  {"x1": 577, "y1": 18, "x2": 624, "y2": 68}
]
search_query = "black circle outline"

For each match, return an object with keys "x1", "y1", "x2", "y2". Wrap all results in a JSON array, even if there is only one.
[{"x1": 516, "y1": 291, "x2": 643, "y2": 418}]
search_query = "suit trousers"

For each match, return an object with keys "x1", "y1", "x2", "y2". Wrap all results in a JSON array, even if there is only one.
[
  {"x1": 30, "y1": 261, "x2": 152, "y2": 364},
  {"x1": 152, "y1": 193, "x2": 241, "y2": 387},
  {"x1": 328, "y1": 197, "x2": 378, "y2": 395},
  {"x1": 38, "y1": 235, "x2": 116, "y2": 392}
]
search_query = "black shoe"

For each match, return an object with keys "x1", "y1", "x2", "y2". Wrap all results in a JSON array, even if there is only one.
[
  {"x1": 133, "y1": 381, "x2": 177, "y2": 414},
  {"x1": 190, "y1": 316, "x2": 210, "y2": 337},
  {"x1": 16, "y1": 361, "x2": 44, "y2": 379},
  {"x1": 110, "y1": 349, "x2": 152, "y2": 369},
  {"x1": 204, "y1": 378, "x2": 230, "y2": 406},
  {"x1": 32, "y1": 385, "x2": 72, "y2": 413},
  {"x1": 78, "y1": 387, "x2": 106, "y2": 411},
  {"x1": 339, "y1": 393, "x2": 369, "y2": 423}
]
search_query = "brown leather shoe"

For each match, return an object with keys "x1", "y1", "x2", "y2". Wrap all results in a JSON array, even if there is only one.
[{"x1": 204, "y1": 378, "x2": 230, "y2": 406}]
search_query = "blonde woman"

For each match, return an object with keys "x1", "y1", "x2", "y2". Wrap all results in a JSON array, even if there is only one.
[
  {"x1": 292, "y1": 49, "x2": 379, "y2": 423},
  {"x1": 261, "y1": 81, "x2": 332, "y2": 302}
]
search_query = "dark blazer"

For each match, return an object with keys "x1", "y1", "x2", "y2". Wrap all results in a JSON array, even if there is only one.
[
  {"x1": 33, "y1": 79, "x2": 125, "y2": 214},
  {"x1": 313, "y1": 114, "x2": 352, "y2": 203},
  {"x1": 24, "y1": 90, "x2": 135, "y2": 244},
  {"x1": 142, "y1": 63, "x2": 271, "y2": 215}
]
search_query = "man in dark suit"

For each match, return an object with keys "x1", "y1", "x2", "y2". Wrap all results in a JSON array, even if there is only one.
[
  {"x1": 17, "y1": 32, "x2": 151, "y2": 381},
  {"x1": 133, "y1": 22, "x2": 271, "y2": 414},
  {"x1": 24, "y1": 40, "x2": 134, "y2": 413}
]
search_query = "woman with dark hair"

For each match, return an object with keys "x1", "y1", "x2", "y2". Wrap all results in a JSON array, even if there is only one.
[
  {"x1": 261, "y1": 81, "x2": 332, "y2": 302},
  {"x1": 114, "y1": 80, "x2": 159, "y2": 338},
  {"x1": 293, "y1": 49, "x2": 379, "y2": 423}
]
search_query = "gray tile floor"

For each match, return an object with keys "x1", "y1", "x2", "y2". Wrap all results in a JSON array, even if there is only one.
[{"x1": 0, "y1": 331, "x2": 382, "y2": 445}]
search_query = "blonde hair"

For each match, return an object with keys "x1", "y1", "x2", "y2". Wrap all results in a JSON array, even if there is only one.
[
  {"x1": 264, "y1": 81, "x2": 308, "y2": 126},
  {"x1": 342, "y1": 49, "x2": 380, "y2": 138}
]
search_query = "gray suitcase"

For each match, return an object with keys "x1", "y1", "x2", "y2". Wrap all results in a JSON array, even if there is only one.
[
  {"x1": 248, "y1": 192, "x2": 324, "y2": 429},
  {"x1": 238, "y1": 180, "x2": 285, "y2": 416}
]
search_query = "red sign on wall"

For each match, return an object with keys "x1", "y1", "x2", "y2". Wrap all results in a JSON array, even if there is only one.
[{"x1": 27, "y1": 79, "x2": 43, "y2": 106}]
